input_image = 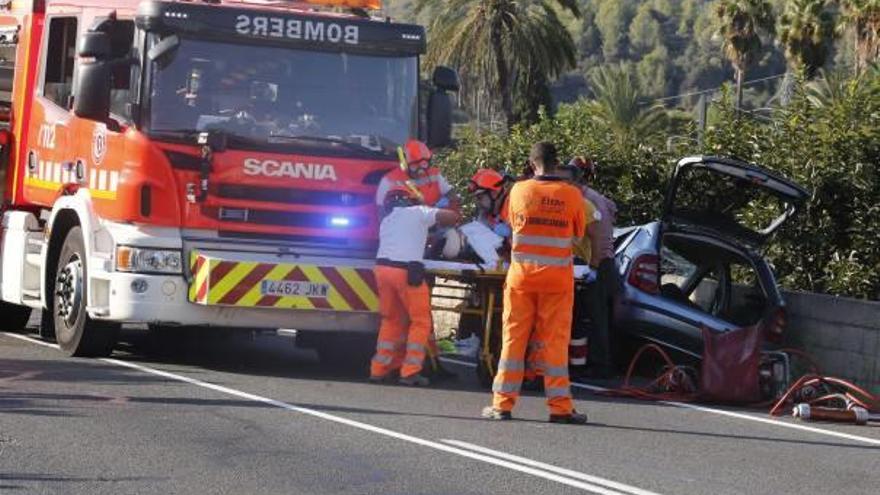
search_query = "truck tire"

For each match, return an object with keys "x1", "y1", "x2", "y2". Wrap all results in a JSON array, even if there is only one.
[
  {"x1": 52, "y1": 227, "x2": 118, "y2": 357},
  {"x1": 0, "y1": 302, "x2": 32, "y2": 333}
]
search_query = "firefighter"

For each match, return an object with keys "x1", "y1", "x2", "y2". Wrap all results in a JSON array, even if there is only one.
[
  {"x1": 468, "y1": 168, "x2": 514, "y2": 239},
  {"x1": 375, "y1": 139, "x2": 459, "y2": 216},
  {"x1": 468, "y1": 169, "x2": 550, "y2": 387},
  {"x1": 570, "y1": 157, "x2": 619, "y2": 379},
  {"x1": 375, "y1": 139, "x2": 460, "y2": 379},
  {"x1": 370, "y1": 186, "x2": 460, "y2": 386},
  {"x1": 482, "y1": 142, "x2": 589, "y2": 424}
]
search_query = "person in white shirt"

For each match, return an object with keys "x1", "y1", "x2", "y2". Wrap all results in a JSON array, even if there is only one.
[{"x1": 370, "y1": 186, "x2": 459, "y2": 386}]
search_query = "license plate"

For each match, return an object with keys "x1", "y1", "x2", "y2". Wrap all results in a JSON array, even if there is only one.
[{"x1": 260, "y1": 280, "x2": 330, "y2": 298}]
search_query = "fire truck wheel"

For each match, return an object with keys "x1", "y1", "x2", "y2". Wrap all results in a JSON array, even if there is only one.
[
  {"x1": 0, "y1": 302, "x2": 32, "y2": 333},
  {"x1": 52, "y1": 227, "x2": 119, "y2": 357}
]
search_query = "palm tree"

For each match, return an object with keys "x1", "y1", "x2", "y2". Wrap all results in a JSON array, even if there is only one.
[
  {"x1": 806, "y1": 65, "x2": 880, "y2": 108},
  {"x1": 838, "y1": 0, "x2": 880, "y2": 73},
  {"x1": 416, "y1": 0, "x2": 580, "y2": 128},
  {"x1": 779, "y1": 0, "x2": 837, "y2": 78},
  {"x1": 714, "y1": 0, "x2": 776, "y2": 110},
  {"x1": 588, "y1": 65, "x2": 667, "y2": 153}
]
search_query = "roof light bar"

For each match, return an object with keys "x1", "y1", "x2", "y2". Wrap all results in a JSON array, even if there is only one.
[{"x1": 301, "y1": 0, "x2": 382, "y2": 9}]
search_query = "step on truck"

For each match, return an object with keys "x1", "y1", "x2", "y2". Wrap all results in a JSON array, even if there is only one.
[{"x1": 0, "y1": 0, "x2": 458, "y2": 358}]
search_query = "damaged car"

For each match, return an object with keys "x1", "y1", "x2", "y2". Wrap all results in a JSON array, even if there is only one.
[{"x1": 613, "y1": 156, "x2": 810, "y2": 364}]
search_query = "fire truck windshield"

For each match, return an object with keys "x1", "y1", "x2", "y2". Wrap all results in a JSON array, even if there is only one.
[{"x1": 146, "y1": 38, "x2": 419, "y2": 157}]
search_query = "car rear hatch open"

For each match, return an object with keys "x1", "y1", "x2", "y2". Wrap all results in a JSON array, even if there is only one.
[{"x1": 662, "y1": 156, "x2": 809, "y2": 248}]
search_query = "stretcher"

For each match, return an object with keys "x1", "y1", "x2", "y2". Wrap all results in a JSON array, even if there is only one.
[{"x1": 424, "y1": 259, "x2": 595, "y2": 386}]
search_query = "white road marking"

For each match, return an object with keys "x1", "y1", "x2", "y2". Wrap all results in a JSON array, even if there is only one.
[
  {"x1": 443, "y1": 440, "x2": 662, "y2": 495},
  {"x1": 439, "y1": 357, "x2": 880, "y2": 447},
  {"x1": 0, "y1": 332, "x2": 654, "y2": 494}
]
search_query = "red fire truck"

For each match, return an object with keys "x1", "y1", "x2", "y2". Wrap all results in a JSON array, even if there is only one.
[{"x1": 0, "y1": 0, "x2": 458, "y2": 358}]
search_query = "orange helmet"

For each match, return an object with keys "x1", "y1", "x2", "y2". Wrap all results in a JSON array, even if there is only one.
[
  {"x1": 468, "y1": 168, "x2": 505, "y2": 193},
  {"x1": 404, "y1": 139, "x2": 433, "y2": 166}
]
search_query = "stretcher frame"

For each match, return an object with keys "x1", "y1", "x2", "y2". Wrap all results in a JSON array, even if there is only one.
[
  {"x1": 428, "y1": 265, "x2": 506, "y2": 384},
  {"x1": 425, "y1": 261, "x2": 594, "y2": 385}
]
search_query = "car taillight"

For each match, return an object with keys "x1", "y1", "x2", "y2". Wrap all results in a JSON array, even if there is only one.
[
  {"x1": 628, "y1": 254, "x2": 660, "y2": 294},
  {"x1": 766, "y1": 307, "x2": 787, "y2": 343}
]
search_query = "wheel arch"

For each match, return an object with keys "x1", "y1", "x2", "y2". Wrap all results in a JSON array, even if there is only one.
[{"x1": 42, "y1": 192, "x2": 106, "y2": 311}]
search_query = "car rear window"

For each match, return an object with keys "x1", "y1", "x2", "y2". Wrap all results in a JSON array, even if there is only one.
[{"x1": 670, "y1": 166, "x2": 792, "y2": 238}]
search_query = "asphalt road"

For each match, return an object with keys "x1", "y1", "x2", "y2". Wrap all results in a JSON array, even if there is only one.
[{"x1": 1, "y1": 325, "x2": 879, "y2": 495}]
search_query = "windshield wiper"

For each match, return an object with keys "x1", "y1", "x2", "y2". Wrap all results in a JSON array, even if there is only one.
[
  {"x1": 268, "y1": 133, "x2": 390, "y2": 157},
  {"x1": 148, "y1": 129, "x2": 203, "y2": 143}
]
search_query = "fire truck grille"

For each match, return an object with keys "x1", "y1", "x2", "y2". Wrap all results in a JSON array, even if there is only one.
[
  {"x1": 212, "y1": 207, "x2": 369, "y2": 229},
  {"x1": 217, "y1": 184, "x2": 372, "y2": 207}
]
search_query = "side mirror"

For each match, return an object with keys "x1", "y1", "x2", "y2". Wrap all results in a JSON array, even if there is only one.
[
  {"x1": 73, "y1": 60, "x2": 111, "y2": 122},
  {"x1": 426, "y1": 66, "x2": 459, "y2": 149},
  {"x1": 427, "y1": 90, "x2": 453, "y2": 149},
  {"x1": 73, "y1": 31, "x2": 112, "y2": 122},
  {"x1": 432, "y1": 66, "x2": 460, "y2": 92},
  {"x1": 78, "y1": 31, "x2": 111, "y2": 59}
]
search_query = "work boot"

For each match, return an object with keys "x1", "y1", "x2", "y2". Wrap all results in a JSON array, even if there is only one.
[
  {"x1": 548, "y1": 410, "x2": 588, "y2": 425},
  {"x1": 368, "y1": 374, "x2": 394, "y2": 385},
  {"x1": 399, "y1": 374, "x2": 430, "y2": 387},
  {"x1": 481, "y1": 406, "x2": 513, "y2": 421}
]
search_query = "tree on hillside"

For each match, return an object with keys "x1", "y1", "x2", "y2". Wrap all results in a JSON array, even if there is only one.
[
  {"x1": 588, "y1": 64, "x2": 667, "y2": 152},
  {"x1": 630, "y1": 4, "x2": 665, "y2": 56},
  {"x1": 417, "y1": 0, "x2": 580, "y2": 128},
  {"x1": 838, "y1": 0, "x2": 880, "y2": 73},
  {"x1": 779, "y1": 0, "x2": 837, "y2": 78},
  {"x1": 596, "y1": 0, "x2": 637, "y2": 61},
  {"x1": 715, "y1": 0, "x2": 776, "y2": 109}
]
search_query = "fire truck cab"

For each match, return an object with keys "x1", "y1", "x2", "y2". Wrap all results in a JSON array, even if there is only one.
[{"x1": 0, "y1": 0, "x2": 458, "y2": 357}]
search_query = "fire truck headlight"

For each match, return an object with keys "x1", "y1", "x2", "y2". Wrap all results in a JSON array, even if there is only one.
[
  {"x1": 117, "y1": 247, "x2": 183, "y2": 275},
  {"x1": 329, "y1": 216, "x2": 351, "y2": 228}
]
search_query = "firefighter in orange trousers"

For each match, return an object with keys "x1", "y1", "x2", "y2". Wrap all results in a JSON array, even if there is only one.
[
  {"x1": 376, "y1": 139, "x2": 460, "y2": 377},
  {"x1": 370, "y1": 186, "x2": 460, "y2": 386},
  {"x1": 468, "y1": 168, "x2": 548, "y2": 386},
  {"x1": 482, "y1": 142, "x2": 589, "y2": 424}
]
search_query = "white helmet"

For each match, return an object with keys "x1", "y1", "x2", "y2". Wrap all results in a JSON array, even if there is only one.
[{"x1": 441, "y1": 228, "x2": 467, "y2": 260}]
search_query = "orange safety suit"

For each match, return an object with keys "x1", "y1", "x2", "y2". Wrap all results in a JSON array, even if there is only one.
[
  {"x1": 492, "y1": 177, "x2": 586, "y2": 416},
  {"x1": 370, "y1": 264, "x2": 432, "y2": 379},
  {"x1": 375, "y1": 166, "x2": 452, "y2": 371},
  {"x1": 378, "y1": 167, "x2": 448, "y2": 207}
]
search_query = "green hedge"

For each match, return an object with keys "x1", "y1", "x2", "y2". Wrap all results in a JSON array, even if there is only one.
[{"x1": 437, "y1": 75, "x2": 880, "y2": 300}]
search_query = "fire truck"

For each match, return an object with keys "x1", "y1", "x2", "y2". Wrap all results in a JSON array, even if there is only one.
[{"x1": 0, "y1": 0, "x2": 458, "y2": 358}]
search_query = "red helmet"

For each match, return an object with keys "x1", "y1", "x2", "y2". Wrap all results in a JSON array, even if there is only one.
[
  {"x1": 468, "y1": 168, "x2": 505, "y2": 193},
  {"x1": 404, "y1": 139, "x2": 433, "y2": 166},
  {"x1": 569, "y1": 156, "x2": 596, "y2": 177}
]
